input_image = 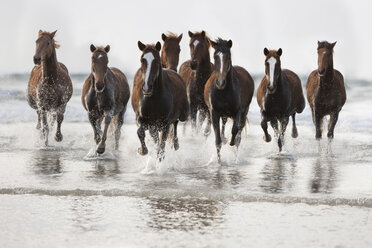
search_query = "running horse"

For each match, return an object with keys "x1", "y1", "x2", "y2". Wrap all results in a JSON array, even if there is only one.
[
  {"x1": 306, "y1": 41, "x2": 346, "y2": 140},
  {"x1": 28, "y1": 30, "x2": 73, "y2": 146},
  {"x1": 132, "y1": 41, "x2": 188, "y2": 160},
  {"x1": 82, "y1": 44, "x2": 130, "y2": 154},
  {"x1": 161, "y1": 32, "x2": 183, "y2": 71},
  {"x1": 204, "y1": 38, "x2": 254, "y2": 162},
  {"x1": 179, "y1": 31, "x2": 213, "y2": 135},
  {"x1": 257, "y1": 48, "x2": 305, "y2": 152}
]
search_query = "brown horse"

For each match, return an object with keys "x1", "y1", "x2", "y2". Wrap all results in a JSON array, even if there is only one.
[
  {"x1": 132, "y1": 41, "x2": 188, "y2": 160},
  {"x1": 204, "y1": 38, "x2": 254, "y2": 162},
  {"x1": 257, "y1": 48, "x2": 305, "y2": 152},
  {"x1": 28, "y1": 30, "x2": 73, "y2": 146},
  {"x1": 82, "y1": 45, "x2": 130, "y2": 154},
  {"x1": 161, "y1": 32, "x2": 183, "y2": 71},
  {"x1": 306, "y1": 41, "x2": 346, "y2": 140},
  {"x1": 179, "y1": 31, "x2": 213, "y2": 135}
]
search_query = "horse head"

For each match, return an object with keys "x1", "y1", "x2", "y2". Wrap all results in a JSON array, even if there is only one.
[
  {"x1": 90, "y1": 44, "x2": 110, "y2": 93},
  {"x1": 263, "y1": 48, "x2": 282, "y2": 94},
  {"x1": 210, "y1": 38, "x2": 233, "y2": 89},
  {"x1": 138, "y1": 41, "x2": 162, "y2": 97}
]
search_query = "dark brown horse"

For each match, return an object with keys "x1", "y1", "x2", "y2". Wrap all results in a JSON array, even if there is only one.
[
  {"x1": 132, "y1": 41, "x2": 188, "y2": 160},
  {"x1": 306, "y1": 41, "x2": 346, "y2": 140},
  {"x1": 179, "y1": 31, "x2": 213, "y2": 135},
  {"x1": 28, "y1": 30, "x2": 73, "y2": 146},
  {"x1": 161, "y1": 32, "x2": 183, "y2": 71},
  {"x1": 257, "y1": 48, "x2": 305, "y2": 152},
  {"x1": 204, "y1": 38, "x2": 254, "y2": 162},
  {"x1": 82, "y1": 44, "x2": 130, "y2": 154}
]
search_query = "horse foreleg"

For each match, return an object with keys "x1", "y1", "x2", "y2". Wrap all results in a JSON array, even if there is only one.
[
  {"x1": 327, "y1": 111, "x2": 339, "y2": 139},
  {"x1": 230, "y1": 111, "x2": 241, "y2": 146},
  {"x1": 158, "y1": 124, "x2": 170, "y2": 161},
  {"x1": 204, "y1": 111, "x2": 212, "y2": 137},
  {"x1": 314, "y1": 112, "x2": 323, "y2": 140},
  {"x1": 291, "y1": 113, "x2": 298, "y2": 138},
  {"x1": 149, "y1": 125, "x2": 159, "y2": 145},
  {"x1": 261, "y1": 113, "x2": 271, "y2": 142},
  {"x1": 172, "y1": 121, "x2": 179, "y2": 150},
  {"x1": 88, "y1": 112, "x2": 101, "y2": 144},
  {"x1": 36, "y1": 109, "x2": 41, "y2": 130},
  {"x1": 270, "y1": 119, "x2": 279, "y2": 138},
  {"x1": 96, "y1": 110, "x2": 113, "y2": 154},
  {"x1": 198, "y1": 109, "x2": 206, "y2": 131},
  {"x1": 55, "y1": 105, "x2": 66, "y2": 142},
  {"x1": 221, "y1": 117, "x2": 228, "y2": 144},
  {"x1": 114, "y1": 111, "x2": 124, "y2": 150},
  {"x1": 137, "y1": 123, "x2": 148, "y2": 156},
  {"x1": 278, "y1": 116, "x2": 289, "y2": 152},
  {"x1": 190, "y1": 104, "x2": 197, "y2": 131},
  {"x1": 40, "y1": 109, "x2": 49, "y2": 146},
  {"x1": 211, "y1": 110, "x2": 222, "y2": 163}
]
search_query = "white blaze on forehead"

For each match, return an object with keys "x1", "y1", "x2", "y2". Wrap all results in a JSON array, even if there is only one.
[
  {"x1": 218, "y1": 52, "x2": 223, "y2": 74},
  {"x1": 193, "y1": 40, "x2": 199, "y2": 48},
  {"x1": 267, "y1": 57, "x2": 277, "y2": 87},
  {"x1": 143, "y1": 52, "x2": 155, "y2": 91},
  {"x1": 97, "y1": 54, "x2": 103, "y2": 59}
]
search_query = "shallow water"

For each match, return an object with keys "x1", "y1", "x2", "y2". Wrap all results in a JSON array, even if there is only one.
[{"x1": 0, "y1": 74, "x2": 372, "y2": 247}]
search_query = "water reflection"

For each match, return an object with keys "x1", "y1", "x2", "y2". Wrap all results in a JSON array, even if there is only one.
[
  {"x1": 310, "y1": 156, "x2": 336, "y2": 193},
  {"x1": 146, "y1": 197, "x2": 225, "y2": 231},
  {"x1": 69, "y1": 197, "x2": 102, "y2": 232},
  {"x1": 260, "y1": 158, "x2": 297, "y2": 193},
  {"x1": 91, "y1": 159, "x2": 120, "y2": 178},
  {"x1": 29, "y1": 149, "x2": 63, "y2": 176}
]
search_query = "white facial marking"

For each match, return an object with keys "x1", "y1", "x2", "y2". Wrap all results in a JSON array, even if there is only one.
[
  {"x1": 143, "y1": 52, "x2": 154, "y2": 91},
  {"x1": 97, "y1": 54, "x2": 103, "y2": 59},
  {"x1": 218, "y1": 52, "x2": 223, "y2": 74},
  {"x1": 193, "y1": 40, "x2": 199, "y2": 48},
  {"x1": 267, "y1": 57, "x2": 277, "y2": 88}
]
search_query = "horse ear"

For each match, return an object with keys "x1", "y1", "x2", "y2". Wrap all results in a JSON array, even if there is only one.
[
  {"x1": 331, "y1": 41, "x2": 337, "y2": 48},
  {"x1": 201, "y1": 31, "x2": 206, "y2": 38},
  {"x1": 188, "y1": 31, "x2": 194, "y2": 38},
  {"x1": 90, "y1": 44, "x2": 96, "y2": 53},
  {"x1": 177, "y1": 33, "x2": 183, "y2": 43},
  {"x1": 104, "y1": 45, "x2": 110, "y2": 53},
  {"x1": 317, "y1": 40, "x2": 321, "y2": 46},
  {"x1": 51, "y1": 30, "x2": 57, "y2": 38},
  {"x1": 228, "y1": 40, "x2": 233, "y2": 48},
  {"x1": 161, "y1": 33, "x2": 167, "y2": 41},
  {"x1": 155, "y1": 41, "x2": 161, "y2": 52},
  {"x1": 277, "y1": 48, "x2": 282, "y2": 56},
  {"x1": 38, "y1": 30, "x2": 43, "y2": 36},
  {"x1": 263, "y1": 48, "x2": 269, "y2": 56},
  {"x1": 210, "y1": 40, "x2": 217, "y2": 49},
  {"x1": 138, "y1": 41, "x2": 146, "y2": 51}
]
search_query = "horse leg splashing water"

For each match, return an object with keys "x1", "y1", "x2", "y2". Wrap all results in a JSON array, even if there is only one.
[
  {"x1": 27, "y1": 30, "x2": 73, "y2": 146},
  {"x1": 204, "y1": 38, "x2": 254, "y2": 162},
  {"x1": 132, "y1": 41, "x2": 188, "y2": 161},
  {"x1": 257, "y1": 48, "x2": 305, "y2": 152},
  {"x1": 82, "y1": 44, "x2": 130, "y2": 155}
]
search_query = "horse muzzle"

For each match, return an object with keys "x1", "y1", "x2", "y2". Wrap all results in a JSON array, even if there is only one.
[
  {"x1": 318, "y1": 69, "x2": 326, "y2": 77},
  {"x1": 95, "y1": 83, "x2": 105, "y2": 93},
  {"x1": 190, "y1": 60, "x2": 198, "y2": 70},
  {"x1": 216, "y1": 78, "x2": 226, "y2": 90},
  {"x1": 33, "y1": 56, "x2": 41, "y2": 65},
  {"x1": 142, "y1": 85, "x2": 153, "y2": 97},
  {"x1": 267, "y1": 85, "x2": 277, "y2": 94}
]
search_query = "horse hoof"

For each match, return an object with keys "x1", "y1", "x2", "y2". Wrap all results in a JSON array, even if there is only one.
[
  {"x1": 55, "y1": 133, "x2": 63, "y2": 142},
  {"x1": 315, "y1": 134, "x2": 322, "y2": 140},
  {"x1": 264, "y1": 134, "x2": 272, "y2": 142},
  {"x1": 96, "y1": 146, "x2": 105, "y2": 155},
  {"x1": 138, "y1": 147, "x2": 148, "y2": 156},
  {"x1": 230, "y1": 139, "x2": 235, "y2": 146},
  {"x1": 292, "y1": 130, "x2": 298, "y2": 138},
  {"x1": 327, "y1": 133, "x2": 334, "y2": 139},
  {"x1": 173, "y1": 141, "x2": 179, "y2": 151}
]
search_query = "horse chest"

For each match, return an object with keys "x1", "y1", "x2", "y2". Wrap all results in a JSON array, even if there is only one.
[
  {"x1": 211, "y1": 89, "x2": 238, "y2": 116},
  {"x1": 139, "y1": 96, "x2": 171, "y2": 120},
  {"x1": 263, "y1": 93, "x2": 290, "y2": 117},
  {"x1": 37, "y1": 83, "x2": 62, "y2": 108}
]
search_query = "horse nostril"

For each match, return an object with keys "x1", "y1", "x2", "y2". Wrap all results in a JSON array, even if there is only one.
[
  {"x1": 33, "y1": 57, "x2": 41, "y2": 65},
  {"x1": 318, "y1": 69, "x2": 326, "y2": 75},
  {"x1": 190, "y1": 61, "x2": 197, "y2": 70}
]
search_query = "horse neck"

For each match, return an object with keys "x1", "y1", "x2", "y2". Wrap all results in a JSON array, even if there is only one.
[
  {"x1": 42, "y1": 49, "x2": 58, "y2": 81},
  {"x1": 160, "y1": 49, "x2": 167, "y2": 68},
  {"x1": 224, "y1": 62, "x2": 234, "y2": 88},
  {"x1": 152, "y1": 67, "x2": 165, "y2": 95}
]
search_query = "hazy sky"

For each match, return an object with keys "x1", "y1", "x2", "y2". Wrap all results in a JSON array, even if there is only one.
[{"x1": 1, "y1": 0, "x2": 371, "y2": 79}]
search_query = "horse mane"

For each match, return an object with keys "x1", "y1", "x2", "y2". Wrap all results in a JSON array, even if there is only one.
[
  {"x1": 317, "y1": 41, "x2": 334, "y2": 53},
  {"x1": 39, "y1": 31, "x2": 60, "y2": 49},
  {"x1": 214, "y1": 38, "x2": 230, "y2": 53},
  {"x1": 193, "y1": 31, "x2": 211, "y2": 43},
  {"x1": 165, "y1": 32, "x2": 179, "y2": 39}
]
